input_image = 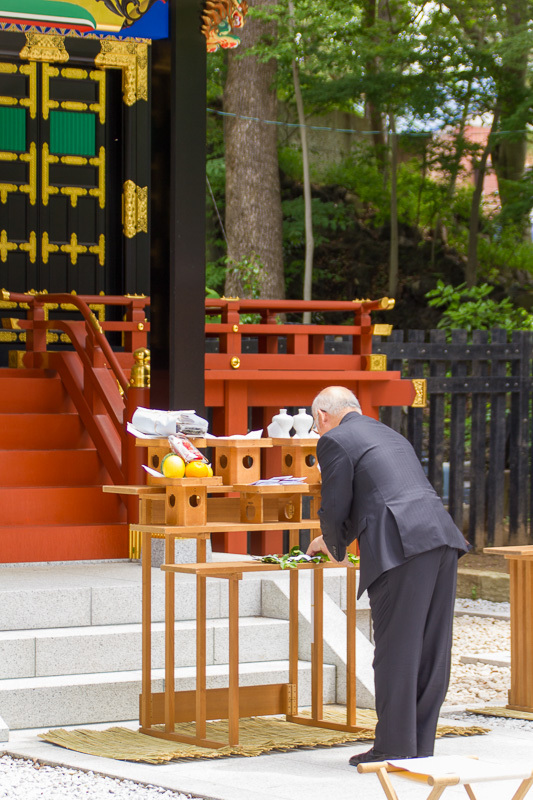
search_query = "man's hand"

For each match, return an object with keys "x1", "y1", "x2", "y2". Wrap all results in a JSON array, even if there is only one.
[{"x1": 306, "y1": 534, "x2": 348, "y2": 565}]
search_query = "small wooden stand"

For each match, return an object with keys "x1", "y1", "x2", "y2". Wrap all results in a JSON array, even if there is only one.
[
  {"x1": 137, "y1": 552, "x2": 364, "y2": 748},
  {"x1": 484, "y1": 544, "x2": 533, "y2": 713}
]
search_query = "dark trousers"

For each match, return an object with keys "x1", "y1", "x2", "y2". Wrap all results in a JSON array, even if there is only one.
[{"x1": 367, "y1": 545, "x2": 458, "y2": 757}]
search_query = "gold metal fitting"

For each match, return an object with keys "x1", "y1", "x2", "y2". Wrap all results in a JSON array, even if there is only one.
[
  {"x1": 365, "y1": 354, "x2": 387, "y2": 371},
  {"x1": 230, "y1": 356, "x2": 241, "y2": 369},
  {"x1": 379, "y1": 296, "x2": 395, "y2": 310},
  {"x1": 89, "y1": 312, "x2": 103, "y2": 334},
  {"x1": 373, "y1": 324, "x2": 393, "y2": 336},
  {"x1": 129, "y1": 347, "x2": 151, "y2": 388},
  {"x1": 1, "y1": 289, "x2": 10, "y2": 301},
  {"x1": 137, "y1": 322, "x2": 144, "y2": 331},
  {"x1": 232, "y1": 324, "x2": 239, "y2": 333},
  {"x1": 411, "y1": 378, "x2": 427, "y2": 408}
]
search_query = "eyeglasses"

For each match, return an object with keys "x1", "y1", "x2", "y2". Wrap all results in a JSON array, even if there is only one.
[{"x1": 311, "y1": 409, "x2": 326, "y2": 434}]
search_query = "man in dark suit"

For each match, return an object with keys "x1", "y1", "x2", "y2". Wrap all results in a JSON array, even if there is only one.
[{"x1": 306, "y1": 386, "x2": 469, "y2": 766}]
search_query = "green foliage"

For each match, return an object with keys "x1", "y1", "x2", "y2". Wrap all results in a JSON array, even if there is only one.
[
  {"x1": 426, "y1": 281, "x2": 533, "y2": 333},
  {"x1": 282, "y1": 197, "x2": 351, "y2": 249}
]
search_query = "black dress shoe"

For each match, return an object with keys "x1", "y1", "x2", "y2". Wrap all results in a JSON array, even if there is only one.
[{"x1": 348, "y1": 748, "x2": 404, "y2": 767}]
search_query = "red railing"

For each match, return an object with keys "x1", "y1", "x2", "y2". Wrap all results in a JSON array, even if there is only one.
[
  {"x1": 2, "y1": 291, "x2": 150, "y2": 486},
  {"x1": 204, "y1": 296, "x2": 417, "y2": 434}
]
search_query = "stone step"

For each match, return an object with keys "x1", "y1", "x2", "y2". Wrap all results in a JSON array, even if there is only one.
[
  {"x1": 0, "y1": 660, "x2": 337, "y2": 730},
  {"x1": 459, "y1": 652, "x2": 511, "y2": 668},
  {"x1": 0, "y1": 566, "x2": 263, "y2": 630},
  {"x1": 0, "y1": 617, "x2": 290, "y2": 679}
]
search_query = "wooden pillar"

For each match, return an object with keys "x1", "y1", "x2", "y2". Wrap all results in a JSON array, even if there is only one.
[{"x1": 150, "y1": 0, "x2": 206, "y2": 415}]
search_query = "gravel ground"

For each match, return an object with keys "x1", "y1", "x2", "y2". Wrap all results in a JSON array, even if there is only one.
[
  {"x1": 0, "y1": 597, "x2": 529, "y2": 797},
  {"x1": 0, "y1": 755, "x2": 196, "y2": 800}
]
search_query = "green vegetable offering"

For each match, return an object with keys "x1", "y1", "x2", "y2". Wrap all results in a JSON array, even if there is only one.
[{"x1": 253, "y1": 546, "x2": 359, "y2": 569}]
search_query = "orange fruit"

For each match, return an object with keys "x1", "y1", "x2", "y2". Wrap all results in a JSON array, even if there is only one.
[
  {"x1": 184, "y1": 460, "x2": 210, "y2": 479},
  {"x1": 161, "y1": 453, "x2": 186, "y2": 478},
  {"x1": 206, "y1": 464, "x2": 214, "y2": 477}
]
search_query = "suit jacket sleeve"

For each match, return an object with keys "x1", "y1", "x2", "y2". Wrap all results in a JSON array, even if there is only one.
[{"x1": 317, "y1": 434, "x2": 354, "y2": 561}]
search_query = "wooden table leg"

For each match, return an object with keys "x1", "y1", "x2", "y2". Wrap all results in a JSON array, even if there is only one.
[
  {"x1": 196, "y1": 570, "x2": 207, "y2": 740},
  {"x1": 346, "y1": 566, "x2": 356, "y2": 726},
  {"x1": 228, "y1": 575, "x2": 240, "y2": 745},
  {"x1": 311, "y1": 567, "x2": 323, "y2": 720},
  {"x1": 289, "y1": 568, "x2": 299, "y2": 714},
  {"x1": 140, "y1": 530, "x2": 152, "y2": 729},
  {"x1": 164, "y1": 535, "x2": 175, "y2": 733}
]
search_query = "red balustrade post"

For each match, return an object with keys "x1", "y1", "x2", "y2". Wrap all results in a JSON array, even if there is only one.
[{"x1": 24, "y1": 297, "x2": 47, "y2": 368}]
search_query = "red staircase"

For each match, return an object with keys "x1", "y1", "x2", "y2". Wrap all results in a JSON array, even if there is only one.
[{"x1": 0, "y1": 368, "x2": 128, "y2": 563}]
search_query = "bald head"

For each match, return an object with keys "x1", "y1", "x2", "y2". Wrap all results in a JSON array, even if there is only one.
[{"x1": 312, "y1": 386, "x2": 361, "y2": 435}]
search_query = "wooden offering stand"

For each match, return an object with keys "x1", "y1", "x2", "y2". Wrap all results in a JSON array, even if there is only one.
[
  {"x1": 106, "y1": 435, "x2": 367, "y2": 750},
  {"x1": 484, "y1": 545, "x2": 533, "y2": 713}
]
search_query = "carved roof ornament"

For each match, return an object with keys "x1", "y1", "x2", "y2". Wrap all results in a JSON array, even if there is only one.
[{"x1": 201, "y1": 0, "x2": 248, "y2": 53}]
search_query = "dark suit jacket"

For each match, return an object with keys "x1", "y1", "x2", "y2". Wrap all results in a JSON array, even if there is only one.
[{"x1": 317, "y1": 412, "x2": 469, "y2": 597}]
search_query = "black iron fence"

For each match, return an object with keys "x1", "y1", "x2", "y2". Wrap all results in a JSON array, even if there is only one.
[{"x1": 373, "y1": 329, "x2": 533, "y2": 551}]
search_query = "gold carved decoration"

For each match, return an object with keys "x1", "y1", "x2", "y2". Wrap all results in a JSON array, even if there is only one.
[
  {"x1": 19, "y1": 231, "x2": 37, "y2": 263},
  {"x1": 61, "y1": 233, "x2": 87, "y2": 266},
  {"x1": 42, "y1": 143, "x2": 59, "y2": 205},
  {"x1": 1, "y1": 289, "x2": 11, "y2": 301},
  {"x1": 411, "y1": 379, "x2": 427, "y2": 408},
  {"x1": 89, "y1": 235, "x2": 106, "y2": 266},
  {"x1": 0, "y1": 144, "x2": 37, "y2": 205},
  {"x1": 42, "y1": 232, "x2": 59, "y2": 264},
  {"x1": 19, "y1": 61, "x2": 37, "y2": 119},
  {"x1": 19, "y1": 142, "x2": 37, "y2": 205},
  {"x1": 365, "y1": 354, "x2": 387, "y2": 371},
  {"x1": 122, "y1": 180, "x2": 148, "y2": 238},
  {"x1": 20, "y1": 34, "x2": 69, "y2": 64},
  {"x1": 95, "y1": 41, "x2": 147, "y2": 106},
  {"x1": 89, "y1": 147, "x2": 106, "y2": 208},
  {"x1": 42, "y1": 63, "x2": 60, "y2": 120},
  {"x1": 61, "y1": 186, "x2": 87, "y2": 207},
  {"x1": 0, "y1": 230, "x2": 18, "y2": 262},
  {"x1": 0, "y1": 331, "x2": 17, "y2": 342},
  {"x1": 373, "y1": 324, "x2": 393, "y2": 336}
]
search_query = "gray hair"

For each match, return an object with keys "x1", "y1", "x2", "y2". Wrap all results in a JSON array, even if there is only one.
[{"x1": 312, "y1": 386, "x2": 361, "y2": 418}]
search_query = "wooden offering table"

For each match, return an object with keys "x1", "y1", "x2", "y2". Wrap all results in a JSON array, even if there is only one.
[
  {"x1": 140, "y1": 557, "x2": 364, "y2": 749},
  {"x1": 484, "y1": 545, "x2": 533, "y2": 712}
]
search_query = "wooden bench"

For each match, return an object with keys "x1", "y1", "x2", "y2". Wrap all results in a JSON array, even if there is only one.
[{"x1": 358, "y1": 755, "x2": 533, "y2": 800}]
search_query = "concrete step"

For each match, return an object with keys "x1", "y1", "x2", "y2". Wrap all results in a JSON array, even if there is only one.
[
  {"x1": 0, "y1": 660, "x2": 337, "y2": 730},
  {"x1": 0, "y1": 617, "x2": 291, "y2": 679}
]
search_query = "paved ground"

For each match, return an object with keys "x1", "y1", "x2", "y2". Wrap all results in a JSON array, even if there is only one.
[{"x1": 3, "y1": 714, "x2": 533, "y2": 800}]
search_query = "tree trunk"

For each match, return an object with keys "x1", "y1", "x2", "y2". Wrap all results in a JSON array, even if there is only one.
[
  {"x1": 388, "y1": 118, "x2": 398, "y2": 297},
  {"x1": 289, "y1": 0, "x2": 313, "y2": 323},
  {"x1": 466, "y1": 110, "x2": 500, "y2": 287},
  {"x1": 490, "y1": 0, "x2": 530, "y2": 232},
  {"x1": 223, "y1": 0, "x2": 285, "y2": 299}
]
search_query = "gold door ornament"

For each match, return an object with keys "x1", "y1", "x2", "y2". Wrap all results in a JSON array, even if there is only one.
[
  {"x1": 19, "y1": 34, "x2": 69, "y2": 64},
  {"x1": 95, "y1": 40, "x2": 148, "y2": 106},
  {"x1": 411, "y1": 379, "x2": 427, "y2": 408},
  {"x1": 122, "y1": 180, "x2": 148, "y2": 238}
]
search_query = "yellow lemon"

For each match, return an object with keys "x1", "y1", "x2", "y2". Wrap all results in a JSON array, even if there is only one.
[
  {"x1": 184, "y1": 460, "x2": 210, "y2": 479},
  {"x1": 161, "y1": 453, "x2": 186, "y2": 478}
]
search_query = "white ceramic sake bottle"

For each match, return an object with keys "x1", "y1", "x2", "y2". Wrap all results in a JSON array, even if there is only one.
[
  {"x1": 292, "y1": 408, "x2": 313, "y2": 438},
  {"x1": 267, "y1": 408, "x2": 293, "y2": 438}
]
